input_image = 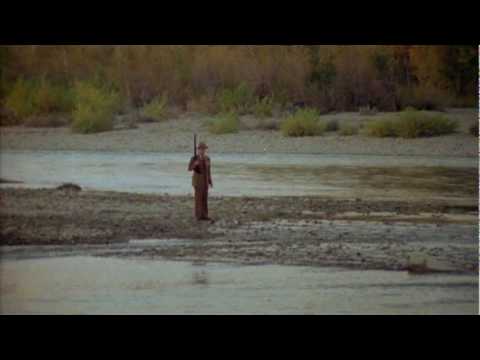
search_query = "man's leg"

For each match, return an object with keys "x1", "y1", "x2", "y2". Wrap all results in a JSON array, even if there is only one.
[{"x1": 194, "y1": 187, "x2": 202, "y2": 220}]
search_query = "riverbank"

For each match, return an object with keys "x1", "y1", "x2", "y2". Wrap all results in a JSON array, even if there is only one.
[
  {"x1": 1, "y1": 188, "x2": 477, "y2": 273},
  {"x1": 0, "y1": 108, "x2": 478, "y2": 157}
]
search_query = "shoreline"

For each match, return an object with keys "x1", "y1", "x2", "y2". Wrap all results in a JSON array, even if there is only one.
[{"x1": 1, "y1": 109, "x2": 478, "y2": 157}]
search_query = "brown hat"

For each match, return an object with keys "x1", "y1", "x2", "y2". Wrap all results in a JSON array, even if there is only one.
[{"x1": 197, "y1": 142, "x2": 208, "y2": 149}]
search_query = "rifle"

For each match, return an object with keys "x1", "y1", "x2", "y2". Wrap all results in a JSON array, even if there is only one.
[{"x1": 193, "y1": 133, "x2": 197, "y2": 159}]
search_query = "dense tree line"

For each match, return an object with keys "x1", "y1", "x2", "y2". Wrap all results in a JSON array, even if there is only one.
[{"x1": 0, "y1": 45, "x2": 477, "y2": 112}]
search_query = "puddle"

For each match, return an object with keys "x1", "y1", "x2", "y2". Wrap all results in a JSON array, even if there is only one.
[{"x1": 0, "y1": 256, "x2": 477, "y2": 314}]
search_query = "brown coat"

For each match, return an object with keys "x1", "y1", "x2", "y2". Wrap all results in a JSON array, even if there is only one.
[
  {"x1": 188, "y1": 155, "x2": 212, "y2": 189},
  {"x1": 188, "y1": 155, "x2": 212, "y2": 219}
]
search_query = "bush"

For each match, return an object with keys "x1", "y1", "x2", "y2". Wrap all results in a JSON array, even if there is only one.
[
  {"x1": 395, "y1": 110, "x2": 458, "y2": 138},
  {"x1": 339, "y1": 123, "x2": 358, "y2": 136},
  {"x1": 218, "y1": 82, "x2": 255, "y2": 114},
  {"x1": 32, "y1": 80, "x2": 75, "y2": 114},
  {"x1": 4, "y1": 78, "x2": 36, "y2": 118},
  {"x1": 366, "y1": 110, "x2": 458, "y2": 138},
  {"x1": 365, "y1": 118, "x2": 397, "y2": 137},
  {"x1": 253, "y1": 96, "x2": 274, "y2": 119},
  {"x1": 469, "y1": 122, "x2": 479, "y2": 137},
  {"x1": 281, "y1": 108, "x2": 325, "y2": 137},
  {"x1": 71, "y1": 81, "x2": 120, "y2": 134},
  {"x1": 4, "y1": 78, "x2": 75, "y2": 120},
  {"x1": 207, "y1": 112, "x2": 239, "y2": 134},
  {"x1": 141, "y1": 93, "x2": 168, "y2": 121},
  {"x1": 325, "y1": 119, "x2": 339, "y2": 132}
]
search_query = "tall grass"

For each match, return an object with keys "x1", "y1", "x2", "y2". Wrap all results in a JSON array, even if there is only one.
[
  {"x1": 207, "y1": 111, "x2": 239, "y2": 134},
  {"x1": 339, "y1": 123, "x2": 359, "y2": 136},
  {"x1": 71, "y1": 81, "x2": 121, "y2": 134},
  {"x1": 4, "y1": 77, "x2": 75, "y2": 121},
  {"x1": 141, "y1": 93, "x2": 168, "y2": 121},
  {"x1": 365, "y1": 110, "x2": 458, "y2": 138},
  {"x1": 395, "y1": 110, "x2": 457, "y2": 138},
  {"x1": 281, "y1": 108, "x2": 325, "y2": 137},
  {"x1": 253, "y1": 96, "x2": 274, "y2": 119},
  {"x1": 218, "y1": 83, "x2": 255, "y2": 114},
  {"x1": 4, "y1": 77, "x2": 36, "y2": 118}
]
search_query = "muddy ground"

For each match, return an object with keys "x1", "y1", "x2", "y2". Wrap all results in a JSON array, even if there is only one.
[{"x1": 1, "y1": 187, "x2": 478, "y2": 273}]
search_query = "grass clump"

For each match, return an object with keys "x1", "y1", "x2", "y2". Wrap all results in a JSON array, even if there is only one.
[
  {"x1": 4, "y1": 77, "x2": 36, "y2": 119},
  {"x1": 338, "y1": 123, "x2": 359, "y2": 136},
  {"x1": 4, "y1": 78, "x2": 75, "y2": 121},
  {"x1": 253, "y1": 96, "x2": 274, "y2": 119},
  {"x1": 365, "y1": 110, "x2": 458, "y2": 138},
  {"x1": 207, "y1": 111, "x2": 240, "y2": 134},
  {"x1": 281, "y1": 108, "x2": 325, "y2": 137},
  {"x1": 218, "y1": 82, "x2": 255, "y2": 114},
  {"x1": 140, "y1": 93, "x2": 169, "y2": 121},
  {"x1": 71, "y1": 81, "x2": 121, "y2": 134},
  {"x1": 365, "y1": 118, "x2": 397, "y2": 137},
  {"x1": 394, "y1": 110, "x2": 458, "y2": 138}
]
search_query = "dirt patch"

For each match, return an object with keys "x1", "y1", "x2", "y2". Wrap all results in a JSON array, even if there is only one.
[{"x1": 0, "y1": 188, "x2": 477, "y2": 273}]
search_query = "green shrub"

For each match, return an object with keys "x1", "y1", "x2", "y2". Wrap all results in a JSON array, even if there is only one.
[
  {"x1": 325, "y1": 119, "x2": 339, "y2": 132},
  {"x1": 71, "y1": 81, "x2": 120, "y2": 134},
  {"x1": 32, "y1": 80, "x2": 75, "y2": 114},
  {"x1": 4, "y1": 78, "x2": 75, "y2": 120},
  {"x1": 218, "y1": 82, "x2": 255, "y2": 114},
  {"x1": 339, "y1": 123, "x2": 358, "y2": 136},
  {"x1": 366, "y1": 110, "x2": 458, "y2": 138},
  {"x1": 253, "y1": 96, "x2": 274, "y2": 119},
  {"x1": 365, "y1": 118, "x2": 397, "y2": 137},
  {"x1": 141, "y1": 93, "x2": 168, "y2": 121},
  {"x1": 469, "y1": 122, "x2": 479, "y2": 137},
  {"x1": 281, "y1": 108, "x2": 325, "y2": 137},
  {"x1": 207, "y1": 111, "x2": 239, "y2": 134},
  {"x1": 4, "y1": 78, "x2": 36, "y2": 118},
  {"x1": 395, "y1": 110, "x2": 457, "y2": 138}
]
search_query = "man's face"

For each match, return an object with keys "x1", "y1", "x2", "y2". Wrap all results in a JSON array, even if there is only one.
[{"x1": 198, "y1": 148, "x2": 206, "y2": 156}]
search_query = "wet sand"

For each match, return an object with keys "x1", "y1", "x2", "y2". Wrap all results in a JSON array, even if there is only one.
[{"x1": 1, "y1": 188, "x2": 477, "y2": 273}]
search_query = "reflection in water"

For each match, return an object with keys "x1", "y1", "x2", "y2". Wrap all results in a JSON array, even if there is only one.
[
  {"x1": 191, "y1": 260, "x2": 209, "y2": 286},
  {"x1": 192, "y1": 270, "x2": 209, "y2": 286},
  {"x1": 0, "y1": 256, "x2": 477, "y2": 314}
]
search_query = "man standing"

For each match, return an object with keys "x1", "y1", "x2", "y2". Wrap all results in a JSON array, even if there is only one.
[{"x1": 188, "y1": 142, "x2": 213, "y2": 221}]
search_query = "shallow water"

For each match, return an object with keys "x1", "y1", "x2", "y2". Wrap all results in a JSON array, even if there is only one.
[
  {"x1": 0, "y1": 150, "x2": 477, "y2": 200},
  {"x1": 0, "y1": 255, "x2": 477, "y2": 314}
]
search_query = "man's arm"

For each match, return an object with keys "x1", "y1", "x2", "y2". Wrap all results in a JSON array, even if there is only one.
[
  {"x1": 188, "y1": 157, "x2": 196, "y2": 172},
  {"x1": 207, "y1": 158, "x2": 213, "y2": 187}
]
